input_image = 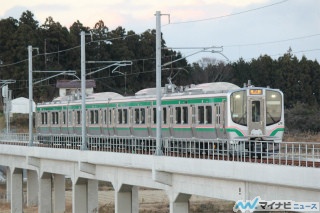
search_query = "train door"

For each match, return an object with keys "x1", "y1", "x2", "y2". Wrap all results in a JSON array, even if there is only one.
[
  {"x1": 248, "y1": 98, "x2": 265, "y2": 136},
  {"x1": 191, "y1": 105, "x2": 197, "y2": 138},
  {"x1": 103, "y1": 109, "x2": 110, "y2": 136},
  {"x1": 169, "y1": 106, "x2": 174, "y2": 137},
  {"x1": 146, "y1": 107, "x2": 152, "y2": 136},
  {"x1": 112, "y1": 108, "x2": 117, "y2": 136},
  {"x1": 215, "y1": 104, "x2": 222, "y2": 138},
  {"x1": 215, "y1": 101, "x2": 227, "y2": 138},
  {"x1": 129, "y1": 108, "x2": 134, "y2": 135}
]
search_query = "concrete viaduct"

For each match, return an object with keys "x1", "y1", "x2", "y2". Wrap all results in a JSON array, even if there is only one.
[{"x1": 0, "y1": 144, "x2": 319, "y2": 213}]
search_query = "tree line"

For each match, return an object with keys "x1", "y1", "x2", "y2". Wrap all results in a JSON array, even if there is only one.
[{"x1": 1, "y1": 11, "x2": 320, "y2": 132}]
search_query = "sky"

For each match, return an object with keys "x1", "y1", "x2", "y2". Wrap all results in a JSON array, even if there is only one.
[{"x1": 0, "y1": 0, "x2": 320, "y2": 64}]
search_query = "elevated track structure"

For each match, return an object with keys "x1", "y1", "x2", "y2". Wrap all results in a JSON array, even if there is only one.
[{"x1": 0, "y1": 133, "x2": 319, "y2": 213}]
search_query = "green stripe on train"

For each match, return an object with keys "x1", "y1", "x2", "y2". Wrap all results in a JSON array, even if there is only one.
[
  {"x1": 38, "y1": 126, "x2": 240, "y2": 135},
  {"x1": 270, "y1": 128, "x2": 284, "y2": 136},
  {"x1": 38, "y1": 126, "x2": 284, "y2": 138},
  {"x1": 226, "y1": 128, "x2": 244, "y2": 136},
  {"x1": 37, "y1": 97, "x2": 227, "y2": 111}
]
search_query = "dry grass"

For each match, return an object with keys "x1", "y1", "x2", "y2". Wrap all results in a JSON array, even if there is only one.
[
  {"x1": 284, "y1": 131, "x2": 320, "y2": 142},
  {"x1": 0, "y1": 184, "x2": 235, "y2": 213}
]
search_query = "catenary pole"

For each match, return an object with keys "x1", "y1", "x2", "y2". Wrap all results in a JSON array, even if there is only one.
[
  {"x1": 81, "y1": 31, "x2": 87, "y2": 150},
  {"x1": 28, "y1": 45, "x2": 33, "y2": 146},
  {"x1": 155, "y1": 11, "x2": 163, "y2": 155}
]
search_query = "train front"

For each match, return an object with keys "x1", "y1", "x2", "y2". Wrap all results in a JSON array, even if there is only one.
[{"x1": 228, "y1": 85, "x2": 284, "y2": 156}]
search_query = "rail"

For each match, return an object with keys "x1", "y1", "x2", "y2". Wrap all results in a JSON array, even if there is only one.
[{"x1": 0, "y1": 133, "x2": 319, "y2": 168}]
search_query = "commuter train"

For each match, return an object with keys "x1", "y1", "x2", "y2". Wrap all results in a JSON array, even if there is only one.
[{"x1": 36, "y1": 81, "x2": 284, "y2": 155}]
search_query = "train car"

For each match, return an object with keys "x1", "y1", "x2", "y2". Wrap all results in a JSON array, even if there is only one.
[{"x1": 35, "y1": 81, "x2": 284, "y2": 155}]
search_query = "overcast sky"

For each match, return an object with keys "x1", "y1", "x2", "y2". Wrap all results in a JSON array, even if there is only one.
[{"x1": 1, "y1": 0, "x2": 319, "y2": 63}]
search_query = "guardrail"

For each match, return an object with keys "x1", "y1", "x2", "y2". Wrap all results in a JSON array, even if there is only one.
[{"x1": 0, "y1": 133, "x2": 319, "y2": 168}]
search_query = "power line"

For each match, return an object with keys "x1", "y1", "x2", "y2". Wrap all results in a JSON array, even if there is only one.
[
  {"x1": 235, "y1": 48, "x2": 320, "y2": 62},
  {"x1": 165, "y1": 0, "x2": 289, "y2": 26},
  {"x1": 0, "y1": 59, "x2": 28, "y2": 68},
  {"x1": 224, "y1": 33, "x2": 320, "y2": 48}
]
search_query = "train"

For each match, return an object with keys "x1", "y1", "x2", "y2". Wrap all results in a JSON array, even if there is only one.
[{"x1": 36, "y1": 80, "x2": 284, "y2": 156}]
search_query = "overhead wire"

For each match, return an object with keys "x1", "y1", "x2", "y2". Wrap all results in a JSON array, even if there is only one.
[
  {"x1": 1, "y1": 0, "x2": 316, "y2": 70},
  {"x1": 163, "y1": 0, "x2": 289, "y2": 26},
  {"x1": 0, "y1": 0, "x2": 291, "y2": 69},
  {"x1": 0, "y1": 0, "x2": 289, "y2": 69},
  {"x1": 224, "y1": 33, "x2": 320, "y2": 48}
]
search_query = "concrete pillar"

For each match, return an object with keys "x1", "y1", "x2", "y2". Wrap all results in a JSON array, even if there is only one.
[
  {"x1": 53, "y1": 174, "x2": 65, "y2": 213},
  {"x1": 114, "y1": 184, "x2": 139, "y2": 213},
  {"x1": 27, "y1": 170, "x2": 38, "y2": 206},
  {"x1": 87, "y1": 179, "x2": 99, "y2": 213},
  {"x1": 6, "y1": 167, "x2": 11, "y2": 202},
  {"x1": 72, "y1": 178, "x2": 98, "y2": 213},
  {"x1": 11, "y1": 168, "x2": 23, "y2": 213},
  {"x1": 132, "y1": 186, "x2": 139, "y2": 213},
  {"x1": 168, "y1": 192, "x2": 191, "y2": 213},
  {"x1": 73, "y1": 179, "x2": 87, "y2": 213},
  {"x1": 39, "y1": 172, "x2": 52, "y2": 213}
]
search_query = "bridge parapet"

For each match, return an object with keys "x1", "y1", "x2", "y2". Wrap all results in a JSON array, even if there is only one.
[{"x1": 0, "y1": 133, "x2": 319, "y2": 168}]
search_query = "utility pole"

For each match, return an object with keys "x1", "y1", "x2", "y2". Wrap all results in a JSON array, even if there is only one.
[
  {"x1": 28, "y1": 45, "x2": 33, "y2": 146},
  {"x1": 155, "y1": 11, "x2": 163, "y2": 156},
  {"x1": 80, "y1": 31, "x2": 87, "y2": 150}
]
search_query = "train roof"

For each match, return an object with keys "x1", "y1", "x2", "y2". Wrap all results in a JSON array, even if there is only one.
[
  {"x1": 45, "y1": 92, "x2": 123, "y2": 104},
  {"x1": 185, "y1": 82, "x2": 240, "y2": 93},
  {"x1": 87, "y1": 92, "x2": 123, "y2": 101},
  {"x1": 135, "y1": 82, "x2": 240, "y2": 96},
  {"x1": 38, "y1": 82, "x2": 240, "y2": 107}
]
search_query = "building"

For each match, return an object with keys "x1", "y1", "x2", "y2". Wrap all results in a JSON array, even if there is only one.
[{"x1": 56, "y1": 80, "x2": 96, "y2": 97}]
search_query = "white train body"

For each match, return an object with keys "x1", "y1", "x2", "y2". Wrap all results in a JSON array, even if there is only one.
[{"x1": 36, "y1": 82, "x2": 284, "y2": 152}]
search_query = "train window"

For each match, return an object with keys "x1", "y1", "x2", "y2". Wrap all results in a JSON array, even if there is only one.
[
  {"x1": 135, "y1": 109, "x2": 139, "y2": 124},
  {"x1": 63, "y1": 112, "x2": 66, "y2": 125},
  {"x1": 141, "y1": 108, "x2": 145, "y2": 124},
  {"x1": 109, "y1": 109, "x2": 112, "y2": 125},
  {"x1": 163, "y1": 107, "x2": 167, "y2": 124},
  {"x1": 251, "y1": 101, "x2": 260, "y2": 122},
  {"x1": 45, "y1": 112, "x2": 48, "y2": 124},
  {"x1": 51, "y1": 112, "x2": 55, "y2": 124},
  {"x1": 176, "y1": 107, "x2": 181, "y2": 124},
  {"x1": 90, "y1": 110, "x2": 99, "y2": 124},
  {"x1": 41, "y1": 112, "x2": 48, "y2": 125},
  {"x1": 118, "y1": 109, "x2": 122, "y2": 124},
  {"x1": 123, "y1": 109, "x2": 128, "y2": 124},
  {"x1": 153, "y1": 108, "x2": 156, "y2": 124},
  {"x1": 52, "y1": 112, "x2": 58, "y2": 125},
  {"x1": 77, "y1": 111, "x2": 81, "y2": 124},
  {"x1": 266, "y1": 90, "x2": 282, "y2": 125},
  {"x1": 206, "y1": 106, "x2": 212, "y2": 124},
  {"x1": 183, "y1": 106, "x2": 188, "y2": 124},
  {"x1": 90, "y1": 111, "x2": 94, "y2": 124},
  {"x1": 95, "y1": 110, "x2": 98, "y2": 124},
  {"x1": 198, "y1": 106, "x2": 204, "y2": 124},
  {"x1": 230, "y1": 90, "x2": 247, "y2": 126}
]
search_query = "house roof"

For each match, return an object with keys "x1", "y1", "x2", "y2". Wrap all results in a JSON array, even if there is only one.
[{"x1": 56, "y1": 80, "x2": 96, "y2": 88}]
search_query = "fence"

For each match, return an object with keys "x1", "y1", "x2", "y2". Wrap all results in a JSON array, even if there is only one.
[{"x1": 0, "y1": 133, "x2": 319, "y2": 168}]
